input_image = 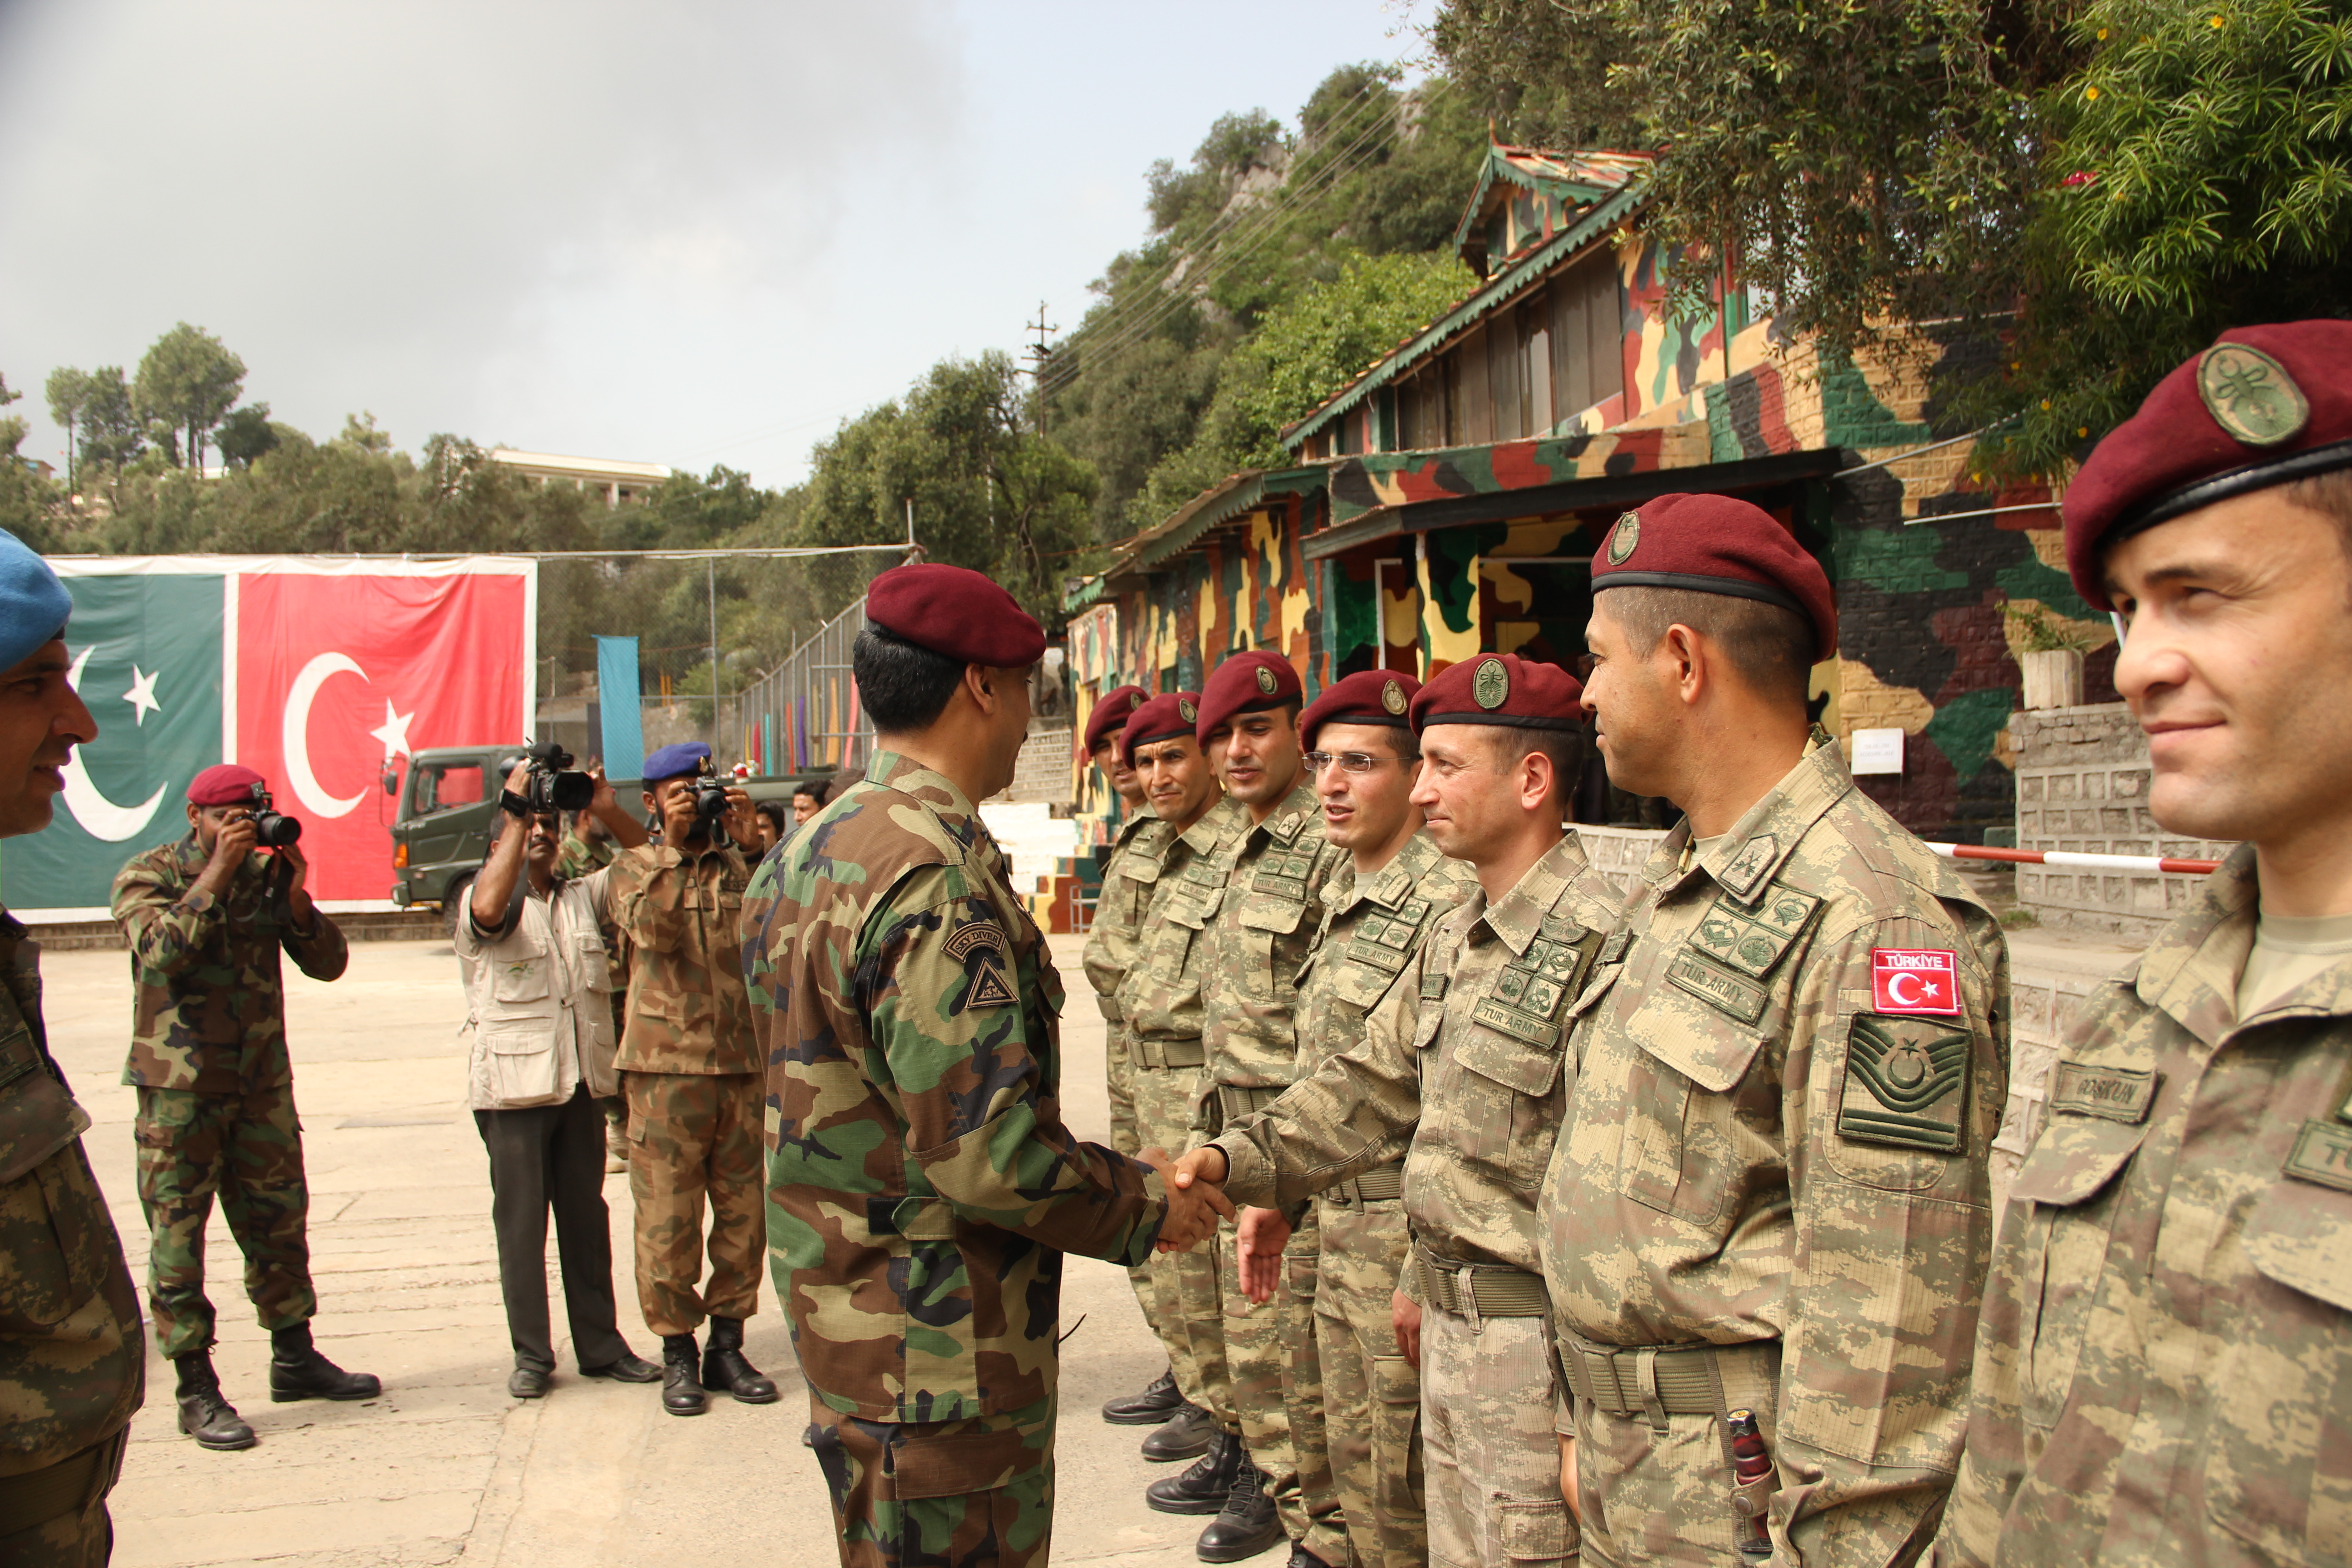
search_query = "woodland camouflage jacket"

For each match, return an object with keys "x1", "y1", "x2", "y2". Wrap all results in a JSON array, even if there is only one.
[
  {"x1": 1546, "y1": 735, "x2": 2009, "y2": 1566},
  {"x1": 743, "y1": 750, "x2": 1166, "y2": 1422},
  {"x1": 112, "y1": 837, "x2": 348, "y2": 1093},
  {"x1": 1940, "y1": 846, "x2": 2352, "y2": 1568}
]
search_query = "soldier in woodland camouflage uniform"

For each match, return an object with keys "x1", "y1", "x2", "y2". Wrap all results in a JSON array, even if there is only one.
[
  {"x1": 1938, "y1": 325, "x2": 2352, "y2": 1568},
  {"x1": 0, "y1": 540, "x2": 143, "y2": 1566},
  {"x1": 1191, "y1": 650, "x2": 1351, "y2": 1567},
  {"x1": 1552, "y1": 494, "x2": 2006, "y2": 1567},
  {"x1": 594, "y1": 740, "x2": 778, "y2": 1416},
  {"x1": 1180, "y1": 653, "x2": 1621, "y2": 1568},
  {"x1": 113, "y1": 763, "x2": 381, "y2": 1454},
  {"x1": 558, "y1": 807, "x2": 630, "y2": 1170},
  {"x1": 740, "y1": 565, "x2": 1225, "y2": 1568}
]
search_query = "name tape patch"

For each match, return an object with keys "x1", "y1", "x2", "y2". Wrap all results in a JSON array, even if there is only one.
[
  {"x1": 1870, "y1": 949, "x2": 1962, "y2": 1015},
  {"x1": 2047, "y1": 1060, "x2": 2158, "y2": 1124},
  {"x1": 2285, "y1": 1120, "x2": 2352, "y2": 1194}
]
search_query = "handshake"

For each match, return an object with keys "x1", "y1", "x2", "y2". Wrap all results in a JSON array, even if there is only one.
[{"x1": 1138, "y1": 1146, "x2": 1237, "y2": 1252}]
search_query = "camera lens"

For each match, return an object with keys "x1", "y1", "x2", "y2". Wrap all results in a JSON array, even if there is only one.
[{"x1": 252, "y1": 810, "x2": 303, "y2": 847}]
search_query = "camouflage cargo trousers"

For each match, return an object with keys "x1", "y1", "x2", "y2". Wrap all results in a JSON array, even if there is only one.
[
  {"x1": 133, "y1": 1083, "x2": 316, "y2": 1359},
  {"x1": 623, "y1": 1069, "x2": 764, "y2": 1337},
  {"x1": 1219, "y1": 1205, "x2": 1345, "y2": 1561},
  {"x1": 805, "y1": 1391, "x2": 1055, "y2": 1568},
  {"x1": 1130, "y1": 1050, "x2": 1230, "y2": 1426},
  {"x1": 1311, "y1": 1193, "x2": 1426, "y2": 1568},
  {"x1": 0, "y1": 1428, "x2": 128, "y2": 1568},
  {"x1": 1102, "y1": 1025, "x2": 1157, "y2": 1335},
  {"x1": 1421, "y1": 1300, "x2": 1577, "y2": 1568},
  {"x1": 1569, "y1": 1342, "x2": 1783, "y2": 1568}
]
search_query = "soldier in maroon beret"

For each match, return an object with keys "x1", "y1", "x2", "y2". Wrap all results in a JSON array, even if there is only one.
[
  {"x1": 1941, "y1": 323, "x2": 2352, "y2": 1568},
  {"x1": 1557, "y1": 495, "x2": 2006, "y2": 1567}
]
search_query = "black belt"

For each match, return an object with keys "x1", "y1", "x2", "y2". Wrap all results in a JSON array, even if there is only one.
[{"x1": 0, "y1": 1429, "x2": 124, "y2": 1536}]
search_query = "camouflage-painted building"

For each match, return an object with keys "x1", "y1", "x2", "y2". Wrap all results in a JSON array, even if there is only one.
[{"x1": 1065, "y1": 142, "x2": 2115, "y2": 846}]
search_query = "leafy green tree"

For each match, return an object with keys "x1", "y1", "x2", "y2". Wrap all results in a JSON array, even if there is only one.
[
  {"x1": 44, "y1": 368, "x2": 93, "y2": 492},
  {"x1": 215, "y1": 403, "x2": 279, "y2": 468},
  {"x1": 0, "y1": 374, "x2": 59, "y2": 552},
  {"x1": 132, "y1": 322, "x2": 247, "y2": 469},
  {"x1": 76, "y1": 368, "x2": 143, "y2": 471}
]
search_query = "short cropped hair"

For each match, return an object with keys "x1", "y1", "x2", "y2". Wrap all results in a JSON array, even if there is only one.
[
  {"x1": 1599, "y1": 586, "x2": 1813, "y2": 706},
  {"x1": 853, "y1": 627, "x2": 967, "y2": 733},
  {"x1": 756, "y1": 800, "x2": 788, "y2": 833},
  {"x1": 1485, "y1": 725, "x2": 1587, "y2": 815}
]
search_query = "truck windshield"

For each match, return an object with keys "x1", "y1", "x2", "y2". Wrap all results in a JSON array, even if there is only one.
[{"x1": 412, "y1": 762, "x2": 485, "y2": 815}]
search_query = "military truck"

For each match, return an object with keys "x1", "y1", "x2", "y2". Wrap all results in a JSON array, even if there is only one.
[{"x1": 387, "y1": 744, "x2": 831, "y2": 929}]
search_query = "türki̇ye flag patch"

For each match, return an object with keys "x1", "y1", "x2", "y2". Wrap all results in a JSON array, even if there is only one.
[{"x1": 1870, "y1": 949, "x2": 1961, "y2": 1015}]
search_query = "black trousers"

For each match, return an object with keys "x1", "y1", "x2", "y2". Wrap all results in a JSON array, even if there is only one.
[{"x1": 475, "y1": 1084, "x2": 630, "y2": 1372}]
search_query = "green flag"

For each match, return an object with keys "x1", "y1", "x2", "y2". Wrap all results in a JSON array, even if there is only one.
[{"x1": 4, "y1": 571, "x2": 225, "y2": 914}]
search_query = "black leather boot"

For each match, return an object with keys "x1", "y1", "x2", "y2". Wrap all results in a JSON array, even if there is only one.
[
  {"x1": 1141, "y1": 1402, "x2": 1219, "y2": 1461},
  {"x1": 701, "y1": 1316, "x2": 779, "y2": 1404},
  {"x1": 1147, "y1": 1428, "x2": 1240, "y2": 1515},
  {"x1": 174, "y1": 1350, "x2": 256, "y2": 1451},
  {"x1": 1103, "y1": 1366, "x2": 1186, "y2": 1425},
  {"x1": 268, "y1": 1322, "x2": 381, "y2": 1402},
  {"x1": 661, "y1": 1333, "x2": 707, "y2": 1416},
  {"x1": 1196, "y1": 1445, "x2": 1284, "y2": 1563}
]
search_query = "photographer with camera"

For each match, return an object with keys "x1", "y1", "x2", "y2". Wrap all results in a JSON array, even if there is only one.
[
  {"x1": 111, "y1": 764, "x2": 379, "y2": 1454},
  {"x1": 554, "y1": 774, "x2": 632, "y2": 1173}
]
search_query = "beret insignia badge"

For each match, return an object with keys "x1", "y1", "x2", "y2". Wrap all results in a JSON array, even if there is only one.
[
  {"x1": 1177, "y1": 698, "x2": 1197, "y2": 723},
  {"x1": 1128, "y1": 691, "x2": 1143, "y2": 710},
  {"x1": 1380, "y1": 678, "x2": 1408, "y2": 715},
  {"x1": 1472, "y1": 657, "x2": 1509, "y2": 710},
  {"x1": 1606, "y1": 510, "x2": 1641, "y2": 564},
  {"x1": 1255, "y1": 665, "x2": 1278, "y2": 695},
  {"x1": 2197, "y1": 343, "x2": 2309, "y2": 448}
]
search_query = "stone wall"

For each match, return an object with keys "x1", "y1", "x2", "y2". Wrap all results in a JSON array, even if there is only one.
[
  {"x1": 1001, "y1": 727, "x2": 1076, "y2": 806},
  {"x1": 2011, "y1": 702, "x2": 2233, "y2": 939}
]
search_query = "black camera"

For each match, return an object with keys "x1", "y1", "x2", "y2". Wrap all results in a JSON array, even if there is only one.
[
  {"x1": 521, "y1": 740, "x2": 594, "y2": 814},
  {"x1": 691, "y1": 761, "x2": 730, "y2": 823},
  {"x1": 238, "y1": 785, "x2": 302, "y2": 848}
]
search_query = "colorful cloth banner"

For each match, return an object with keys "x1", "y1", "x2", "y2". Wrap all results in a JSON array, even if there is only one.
[{"x1": 595, "y1": 636, "x2": 644, "y2": 784}]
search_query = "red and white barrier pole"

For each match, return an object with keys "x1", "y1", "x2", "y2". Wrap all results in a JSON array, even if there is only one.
[{"x1": 1926, "y1": 842, "x2": 2222, "y2": 876}]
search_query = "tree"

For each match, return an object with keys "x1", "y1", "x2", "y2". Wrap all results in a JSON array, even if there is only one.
[
  {"x1": 76, "y1": 368, "x2": 143, "y2": 471},
  {"x1": 44, "y1": 368, "x2": 93, "y2": 492},
  {"x1": 0, "y1": 373, "x2": 61, "y2": 553},
  {"x1": 132, "y1": 323, "x2": 247, "y2": 470},
  {"x1": 215, "y1": 403, "x2": 279, "y2": 468}
]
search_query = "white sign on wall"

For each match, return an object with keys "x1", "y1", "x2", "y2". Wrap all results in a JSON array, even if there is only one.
[{"x1": 1852, "y1": 727, "x2": 1907, "y2": 776}]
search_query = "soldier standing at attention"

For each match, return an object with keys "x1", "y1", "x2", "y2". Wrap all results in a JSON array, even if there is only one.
[
  {"x1": 740, "y1": 563, "x2": 1227, "y2": 1568},
  {"x1": 557, "y1": 804, "x2": 630, "y2": 1172},
  {"x1": 1549, "y1": 493, "x2": 2008, "y2": 1566},
  {"x1": 1176, "y1": 652, "x2": 1622, "y2": 1568},
  {"x1": 1192, "y1": 650, "x2": 1351, "y2": 1567},
  {"x1": 1234, "y1": 669, "x2": 1476, "y2": 1568},
  {"x1": 113, "y1": 763, "x2": 379, "y2": 1452},
  {"x1": 1080, "y1": 684, "x2": 1196, "y2": 1437},
  {"x1": 604, "y1": 740, "x2": 778, "y2": 1416},
  {"x1": 1937, "y1": 323, "x2": 2352, "y2": 1567},
  {"x1": 1118, "y1": 691, "x2": 1251, "y2": 1509},
  {"x1": 0, "y1": 535, "x2": 143, "y2": 1563}
]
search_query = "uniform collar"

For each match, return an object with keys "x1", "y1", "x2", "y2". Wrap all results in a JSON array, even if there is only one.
[
  {"x1": 1643, "y1": 729, "x2": 1850, "y2": 903},
  {"x1": 2130, "y1": 844, "x2": 2352, "y2": 1044},
  {"x1": 1472, "y1": 833, "x2": 1593, "y2": 958},
  {"x1": 1180, "y1": 794, "x2": 1246, "y2": 855},
  {"x1": 867, "y1": 749, "x2": 982, "y2": 851},
  {"x1": 1351, "y1": 831, "x2": 1446, "y2": 916},
  {"x1": 1243, "y1": 779, "x2": 1322, "y2": 848}
]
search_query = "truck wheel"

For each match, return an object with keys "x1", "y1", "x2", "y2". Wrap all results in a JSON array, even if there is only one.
[{"x1": 443, "y1": 875, "x2": 472, "y2": 940}]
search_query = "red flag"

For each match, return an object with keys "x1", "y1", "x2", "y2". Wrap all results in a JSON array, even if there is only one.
[{"x1": 231, "y1": 564, "x2": 533, "y2": 901}]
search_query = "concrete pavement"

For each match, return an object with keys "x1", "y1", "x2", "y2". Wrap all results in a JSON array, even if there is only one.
[{"x1": 44, "y1": 933, "x2": 1225, "y2": 1568}]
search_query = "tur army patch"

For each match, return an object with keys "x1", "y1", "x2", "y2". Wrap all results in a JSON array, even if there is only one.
[
  {"x1": 1686, "y1": 887, "x2": 1819, "y2": 981},
  {"x1": 1666, "y1": 952, "x2": 1769, "y2": 1024},
  {"x1": 943, "y1": 920, "x2": 1018, "y2": 1010},
  {"x1": 1838, "y1": 1013, "x2": 1970, "y2": 1152},
  {"x1": 1345, "y1": 899, "x2": 1432, "y2": 975}
]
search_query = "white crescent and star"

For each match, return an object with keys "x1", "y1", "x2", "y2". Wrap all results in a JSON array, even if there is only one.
[
  {"x1": 59, "y1": 647, "x2": 170, "y2": 843},
  {"x1": 281, "y1": 656, "x2": 419, "y2": 818}
]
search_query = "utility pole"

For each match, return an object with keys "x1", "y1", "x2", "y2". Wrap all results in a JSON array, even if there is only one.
[
  {"x1": 708, "y1": 558, "x2": 721, "y2": 751},
  {"x1": 1025, "y1": 301, "x2": 1058, "y2": 436}
]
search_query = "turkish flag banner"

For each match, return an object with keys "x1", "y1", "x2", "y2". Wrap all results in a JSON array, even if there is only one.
[
  {"x1": 232, "y1": 564, "x2": 534, "y2": 902},
  {"x1": 1870, "y1": 949, "x2": 1963, "y2": 1015}
]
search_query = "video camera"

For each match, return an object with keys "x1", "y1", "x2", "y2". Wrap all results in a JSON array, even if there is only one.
[
  {"x1": 519, "y1": 740, "x2": 595, "y2": 815},
  {"x1": 235, "y1": 784, "x2": 303, "y2": 848}
]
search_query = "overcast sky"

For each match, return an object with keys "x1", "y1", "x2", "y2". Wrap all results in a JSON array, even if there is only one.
[{"x1": 0, "y1": 0, "x2": 1429, "y2": 492}]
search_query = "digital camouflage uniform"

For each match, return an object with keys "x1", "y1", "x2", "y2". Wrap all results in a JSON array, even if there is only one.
[
  {"x1": 1199, "y1": 778, "x2": 1350, "y2": 1558},
  {"x1": 1290, "y1": 833, "x2": 1476, "y2": 1568},
  {"x1": 1937, "y1": 845, "x2": 2352, "y2": 1568},
  {"x1": 1117, "y1": 793, "x2": 1249, "y2": 1431},
  {"x1": 603, "y1": 837, "x2": 762, "y2": 1337},
  {"x1": 112, "y1": 836, "x2": 349, "y2": 1360},
  {"x1": 1080, "y1": 811, "x2": 1169, "y2": 1338},
  {"x1": 1214, "y1": 832, "x2": 1622, "y2": 1568},
  {"x1": 0, "y1": 911, "x2": 143, "y2": 1565},
  {"x1": 742, "y1": 751, "x2": 1167, "y2": 1568},
  {"x1": 1546, "y1": 735, "x2": 2008, "y2": 1568}
]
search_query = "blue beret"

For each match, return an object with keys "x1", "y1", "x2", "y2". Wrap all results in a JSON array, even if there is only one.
[
  {"x1": 0, "y1": 532, "x2": 72, "y2": 674},
  {"x1": 642, "y1": 741, "x2": 712, "y2": 784}
]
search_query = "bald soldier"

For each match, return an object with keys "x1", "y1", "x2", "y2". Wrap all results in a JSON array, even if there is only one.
[
  {"x1": 741, "y1": 564, "x2": 1229, "y2": 1568},
  {"x1": 1233, "y1": 669, "x2": 1477, "y2": 1568},
  {"x1": 1938, "y1": 323, "x2": 2352, "y2": 1567},
  {"x1": 1176, "y1": 653, "x2": 1623, "y2": 1568},
  {"x1": 1549, "y1": 494, "x2": 2008, "y2": 1566}
]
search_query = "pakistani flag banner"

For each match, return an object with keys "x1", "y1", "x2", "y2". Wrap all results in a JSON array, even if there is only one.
[{"x1": 4, "y1": 556, "x2": 536, "y2": 918}]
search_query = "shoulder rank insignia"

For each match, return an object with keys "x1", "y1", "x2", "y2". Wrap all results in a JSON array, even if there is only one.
[
  {"x1": 943, "y1": 920, "x2": 1018, "y2": 1010},
  {"x1": 1687, "y1": 887, "x2": 1820, "y2": 980},
  {"x1": 1599, "y1": 927, "x2": 1634, "y2": 965},
  {"x1": 1838, "y1": 1014, "x2": 1970, "y2": 1152}
]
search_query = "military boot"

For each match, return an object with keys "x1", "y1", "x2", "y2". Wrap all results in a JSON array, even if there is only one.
[
  {"x1": 1103, "y1": 1366, "x2": 1186, "y2": 1425},
  {"x1": 268, "y1": 1322, "x2": 382, "y2": 1402},
  {"x1": 701, "y1": 1316, "x2": 779, "y2": 1404},
  {"x1": 1195, "y1": 1445, "x2": 1284, "y2": 1563},
  {"x1": 1146, "y1": 1428, "x2": 1241, "y2": 1515},
  {"x1": 661, "y1": 1333, "x2": 707, "y2": 1416},
  {"x1": 1141, "y1": 1401, "x2": 1219, "y2": 1461},
  {"x1": 174, "y1": 1350, "x2": 256, "y2": 1451}
]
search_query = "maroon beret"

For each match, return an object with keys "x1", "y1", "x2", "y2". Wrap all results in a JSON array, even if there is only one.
[
  {"x1": 865, "y1": 562, "x2": 1048, "y2": 669},
  {"x1": 1195, "y1": 651, "x2": 1303, "y2": 743},
  {"x1": 2064, "y1": 322, "x2": 2352, "y2": 611},
  {"x1": 1123, "y1": 691, "x2": 1202, "y2": 766},
  {"x1": 1299, "y1": 671, "x2": 1420, "y2": 751},
  {"x1": 1591, "y1": 492, "x2": 1837, "y2": 663},
  {"x1": 1410, "y1": 654, "x2": 1584, "y2": 732},
  {"x1": 187, "y1": 763, "x2": 267, "y2": 807},
  {"x1": 1084, "y1": 684, "x2": 1148, "y2": 755}
]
